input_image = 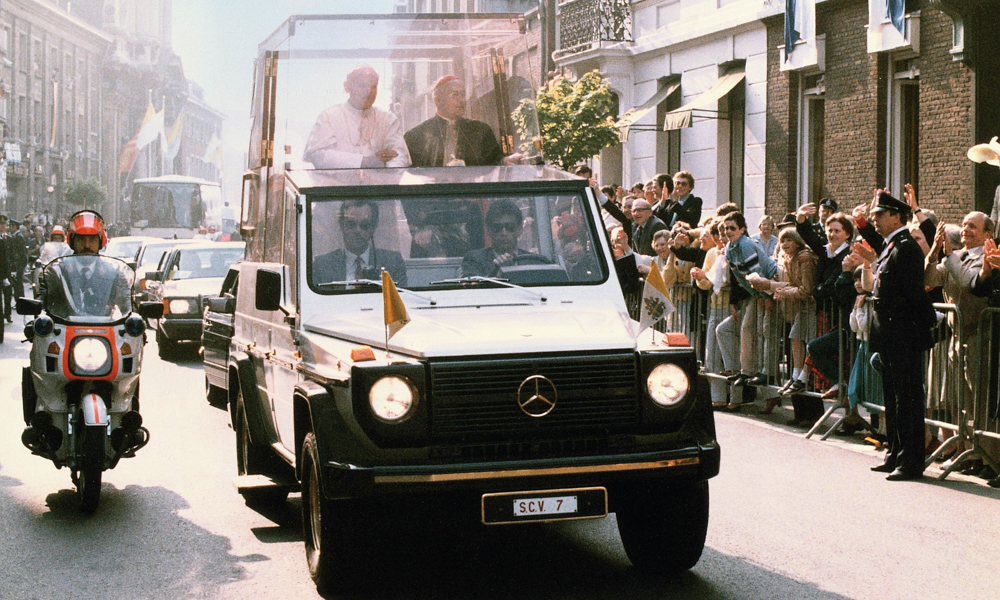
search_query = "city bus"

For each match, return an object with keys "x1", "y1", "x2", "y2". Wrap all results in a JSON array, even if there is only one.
[{"x1": 129, "y1": 175, "x2": 234, "y2": 239}]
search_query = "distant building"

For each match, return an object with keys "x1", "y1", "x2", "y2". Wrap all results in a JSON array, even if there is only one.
[
  {"x1": 0, "y1": 0, "x2": 225, "y2": 224},
  {"x1": 0, "y1": 0, "x2": 111, "y2": 219}
]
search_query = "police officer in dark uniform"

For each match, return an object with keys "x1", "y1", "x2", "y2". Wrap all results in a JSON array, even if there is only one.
[{"x1": 866, "y1": 192, "x2": 937, "y2": 481}]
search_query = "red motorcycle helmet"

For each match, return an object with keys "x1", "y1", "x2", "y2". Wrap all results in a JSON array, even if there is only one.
[
  {"x1": 67, "y1": 210, "x2": 108, "y2": 250},
  {"x1": 50, "y1": 225, "x2": 66, "y2": 241}
]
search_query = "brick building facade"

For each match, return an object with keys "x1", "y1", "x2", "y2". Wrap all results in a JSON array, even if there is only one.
[{"x1": 765, "y1": 0, "x2": 1000, "y2": 224}]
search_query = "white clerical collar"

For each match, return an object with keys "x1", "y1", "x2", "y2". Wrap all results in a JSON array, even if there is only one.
[
  {"x1": 438, "y1": 115, "x2": 457, "y2": 125},
  {"x1": 345, "y1": 103, "x2": 370, "y2": 117}
]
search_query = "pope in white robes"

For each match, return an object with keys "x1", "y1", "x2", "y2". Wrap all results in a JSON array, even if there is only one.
[{"x1": 302, "y1": 65, "x2": 411, "y2": 169}]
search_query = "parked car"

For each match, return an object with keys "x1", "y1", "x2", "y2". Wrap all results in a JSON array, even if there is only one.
[
  {"x1": 201, "y1": 267, "x2": 239, "y2": 405},
  {"x1": 147, "y1": 241, "x2": 245, "y2": 359},
  {"x1": 133, "y1": 239, "x2": 198, "y2": 299},
  {"x1": 101, "y1": 235, "x2": 160, "y2": 261}
]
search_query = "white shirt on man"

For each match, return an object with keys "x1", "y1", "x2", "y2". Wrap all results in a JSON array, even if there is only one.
[{"x1": 303, "y1": 103, "x2": 411, "y2": 169}]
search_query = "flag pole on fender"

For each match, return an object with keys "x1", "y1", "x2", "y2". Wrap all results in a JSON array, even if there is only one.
[{"x1": 382, "y1": 269, "x2": 410, "y2": 356}]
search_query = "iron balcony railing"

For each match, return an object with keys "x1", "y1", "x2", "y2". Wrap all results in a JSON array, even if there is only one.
[{"x1": 557, "y1": 0, "x2": 633, "y2": 55}]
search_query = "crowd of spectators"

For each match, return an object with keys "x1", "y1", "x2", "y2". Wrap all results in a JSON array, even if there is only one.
[{"x1": 583, "y1": 165, "x2": 1000, "y2": 487}]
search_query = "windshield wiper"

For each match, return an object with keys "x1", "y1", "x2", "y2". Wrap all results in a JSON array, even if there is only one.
[
  {"x1": 318, "y1": 279, "x2": 437, "y2": 305},
  {"x1": 430, "y1": 276, "x2": 547, "y2": 302},
  {"x1": 316, "y1": 280, "x2": 382, "y2": 291}
]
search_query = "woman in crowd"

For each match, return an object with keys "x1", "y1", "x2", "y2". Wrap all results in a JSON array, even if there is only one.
[
  {"x1": 690, "y1": 220, "x2": 734, "y2": 409},
  {"x1": 751, "y1": 227, "x2": 818, "y2": 412},
  {"x1": 845, "y1": 266, "x2": 882, "y2": 435},
  {"x1": 795, "y1": 204, "x2": 858, "y2": 427},
  {"x1": 753, "y1": 214, "x2": 778, "y2": 259}
]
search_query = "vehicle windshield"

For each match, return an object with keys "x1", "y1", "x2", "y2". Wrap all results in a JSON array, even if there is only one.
[
  {"x1": 307, "y1": 189, "x2": 607, "y2": 293},
  {"x1": 139, "y1": 243, "x2": 183, "y2": 268},
  {"x1": 104, "y1": 239, "x2": 145, "y2": 260},
  {"x1": 166, "y1": 246, "x2": 245, "y2": 281},
  {"x1": 41, "y1": 255, "x2": 135, "y2": 322},
  {"x1": 255, "y1": 14, "x2": 542, "y2": 173},
  {"x1": 132, "y1": 181, "x2": 210, "y2": 229}
]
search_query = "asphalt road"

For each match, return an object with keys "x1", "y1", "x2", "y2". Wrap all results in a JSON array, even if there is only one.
[{"x1": 2, "y1": 324, "x2": 999, "y2": 600}]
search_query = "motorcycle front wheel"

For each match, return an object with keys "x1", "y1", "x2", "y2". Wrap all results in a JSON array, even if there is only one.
[{"x1": 77, "y1": 425, "x2": 105, "y2": 514}]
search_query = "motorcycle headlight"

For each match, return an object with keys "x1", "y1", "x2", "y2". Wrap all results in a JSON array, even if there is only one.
[
  {"x1": 168, "y1": 299, "x2": 192, "y2": 314},
  {"x1": 33, "y1": 315, "x2": 54, "y2": 336},
  {"x1": 124, "y1": 314, "x2": 146, "y2": 336},
  {"x1": 369, "y1": 376, "x2": 416, "y2": 422},
  {"x1": 70, "y1": 337, "x2": 113, "y2": 377},
  {"x1": 646, "y1": 363, "x2": 689, "y2": 407}
]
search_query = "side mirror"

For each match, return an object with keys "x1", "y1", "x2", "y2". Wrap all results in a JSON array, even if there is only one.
[
  {"x1": 146, "y1": 270, "x2": 163, "y2": 282},
  {"x1": 126, "y1": 260, "x2": 138, "y2": 270},
  {"x1": 16, "y1": 297, "x2": 42, "y2": 316},
  {"x1": 206, "y1": 296, "x2": 236, "y2": 314},
  {"x1": 255, "y1": 269, "x2": 283, "y2": 312},
  {"x1": 138, "y1": 301, "x2": 164, "y2": 320}
]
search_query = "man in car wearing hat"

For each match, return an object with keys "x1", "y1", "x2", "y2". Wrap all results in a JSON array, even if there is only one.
[{"x1": 864, "y1": 191, "x2": 937, "y2": 481}]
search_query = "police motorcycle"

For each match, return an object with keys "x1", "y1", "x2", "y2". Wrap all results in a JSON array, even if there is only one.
[{"x1": 16, "y1": 211, "x2": 164, "y2": 513}]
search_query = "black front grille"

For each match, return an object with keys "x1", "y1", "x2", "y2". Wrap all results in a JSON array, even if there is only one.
[{"x1": 429, "y1": 353, "x2": 639, "y2": 440}]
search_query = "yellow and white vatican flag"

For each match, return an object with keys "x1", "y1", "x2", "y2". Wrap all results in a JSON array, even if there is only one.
[
  {"x1": 136, "y1": 101, "x2": 164, "y2": 151},
  {"x1": 636, "y1": 265, "x2": 675, "y2": 336},
  {"x1": 382, "y1": 269, "x2": 410, "y2": 346}
]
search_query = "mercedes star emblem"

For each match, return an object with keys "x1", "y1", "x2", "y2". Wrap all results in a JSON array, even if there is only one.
[{"x1": 517, "y1": 375, "x2": 558, "y2": 418}]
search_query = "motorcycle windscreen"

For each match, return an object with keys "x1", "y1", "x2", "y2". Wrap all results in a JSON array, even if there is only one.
[{"x1": 41, "y1": 255, "x2": 136, "y2": 322}]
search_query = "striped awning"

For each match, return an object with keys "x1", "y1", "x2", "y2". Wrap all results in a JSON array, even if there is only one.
[{"x1": 662, "y1": 68, "x2": 746, "y2": 131}]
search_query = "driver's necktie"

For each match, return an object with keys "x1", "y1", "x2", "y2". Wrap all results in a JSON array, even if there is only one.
[{"x1": 354, "y1": 257, "x2": 364, "y2": 281}]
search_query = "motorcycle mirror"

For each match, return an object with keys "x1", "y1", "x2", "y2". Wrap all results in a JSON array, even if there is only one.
[
  {"x1": 16, "y1": 297, "x2": 42, "y2": 316},
  {"x1": 138, "y1": 301, "x2": 165, "y2": 320}
]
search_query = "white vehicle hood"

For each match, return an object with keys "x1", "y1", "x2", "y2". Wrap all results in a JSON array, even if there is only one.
[{"x1": 303, "y1": 303, "x2": 637, "y2": 358}]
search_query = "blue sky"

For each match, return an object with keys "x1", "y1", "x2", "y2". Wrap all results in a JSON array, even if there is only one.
[{"x1": 171, "y1": 1, "x2": 395, "y2": 182}]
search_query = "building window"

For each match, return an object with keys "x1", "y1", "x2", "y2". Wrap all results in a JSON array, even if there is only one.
[
  {"x1": 655, "y1": 85, "x2": 681, "y2": 178},
  {"x1": 888, "y1": 58, "x2": 919, "y2": 193},
  {"x1": 721, "y1": 80, "x2": 746, "y2": 210},
  {"x1": 798, "y1": 73, "x2": 826, "y2": 206}
]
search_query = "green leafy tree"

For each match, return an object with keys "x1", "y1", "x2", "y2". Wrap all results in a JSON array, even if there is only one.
[
  {"x1": 64, "y1": 179, "x2": 108, "y2": 209},
  {"x1": 513, "y1": 71, "x2": 621, "y2": 171}
]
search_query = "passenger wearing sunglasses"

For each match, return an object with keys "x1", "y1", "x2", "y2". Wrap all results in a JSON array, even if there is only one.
[
  {"x1": 461, "y1": 199, "x2": 542, "y2": 277},
  {"x1": 312, "y1": 199, "x2": 408, "y2": 286}
]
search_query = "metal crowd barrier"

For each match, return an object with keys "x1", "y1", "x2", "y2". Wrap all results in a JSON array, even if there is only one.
[{"x1": 629, "y1": 273, "x2": 1000, "y2": 480}]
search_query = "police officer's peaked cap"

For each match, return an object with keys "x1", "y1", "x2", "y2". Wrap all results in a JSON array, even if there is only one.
[
  {"x1": 870, "y1": 192, "x2": 910, "y2": 215},
  {"x1": 819, "y1": 197, "x2": 838, "y2": 210}
]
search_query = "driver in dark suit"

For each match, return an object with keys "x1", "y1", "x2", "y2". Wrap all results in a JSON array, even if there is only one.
[
  {"x1": 312, "y1": 199, "x2": 407, "y2": 286},
  {"x1": 462, "y1": 199, "x2": 536, "y2": 277}
]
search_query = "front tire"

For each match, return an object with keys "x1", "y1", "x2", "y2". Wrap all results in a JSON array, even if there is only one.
[
  {"x1": 616, "y1": 481, "x2": 709, "y2": 574},
  {"x1": 77, "y1": 426, "x2": 106, "y2": 514},
  {"x1": 235, "y1": 388, "x2": 287, "y2": 506},
  {"x1": 206, "y1": 376, "x2": 227, "y2": 407},
  {"x1": 301, "y1": 433, "x2": 366, "y2": 594},
  {"x1": 156, "y1": 327, "x2": 177, "y2": 360}
]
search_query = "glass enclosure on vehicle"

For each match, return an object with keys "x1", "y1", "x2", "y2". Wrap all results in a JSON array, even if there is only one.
[
  {"x1": 41, "y1": 255, "x2": 134, "y2": 322},
  {"x1": 250, "y1": 14, "x2": 542, "y2": 174},
  {"x1": 304, "y1": 169, "x2": 608, "y2": 293}
]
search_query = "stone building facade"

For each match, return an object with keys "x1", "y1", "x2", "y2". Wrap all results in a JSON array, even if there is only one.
[
  {"x1": 0, "y1": 0, "x2": 110, "y2": 219},
  {"x1": 0, "y1": 0, "x2": 225, "y2": 224}
]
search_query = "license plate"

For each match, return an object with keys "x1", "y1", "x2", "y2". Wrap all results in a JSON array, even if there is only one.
[{"x1": 481, "y1": 487, "x2": 607, "y2": 525}]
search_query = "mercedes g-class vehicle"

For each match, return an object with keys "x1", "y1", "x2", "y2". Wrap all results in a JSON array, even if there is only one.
[{"x1": 228, "y1": 13, "x2": 718, "y2": 594}]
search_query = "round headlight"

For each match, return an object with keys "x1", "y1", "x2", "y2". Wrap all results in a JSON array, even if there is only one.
[
  {"x1": 646, "y1": 363, "x2": 689, "y2": 407},
  {"x1": 169, "y1": 299, "x2": 191, "y2": 314},
  {"x1": 124, "y1": 314, "x2": 146, "y2": 336},
  {"x1": 33, "y1": 315, "x2": 54, "y2": 336},
  {"x1": 369, "y1": 376, "x2": 416, "y2": 422},
  {"x1": 71, "y1": 337, "x2": 112, "y2": 375}
]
